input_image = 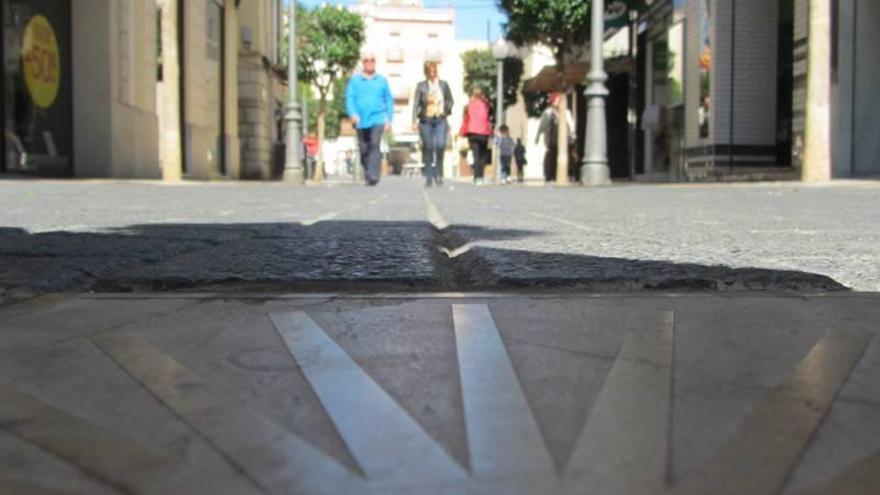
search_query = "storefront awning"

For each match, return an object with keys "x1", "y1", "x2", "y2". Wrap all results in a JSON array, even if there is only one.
[
  {"x1": 522, "y1": 63, "x2": 589, "y2": 93},
  {"x1": 522, "y1": 55, "x2": 634, "y2": 94}
]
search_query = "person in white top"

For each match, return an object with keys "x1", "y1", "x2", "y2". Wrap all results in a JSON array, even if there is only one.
[{"x1": 411, "y1": 61, "x2": 454, "y2": 187}]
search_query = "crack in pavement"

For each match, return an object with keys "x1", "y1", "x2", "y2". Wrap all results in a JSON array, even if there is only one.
[{"x1": 422, "y1": 191, "x2": 494, "y2": 289}]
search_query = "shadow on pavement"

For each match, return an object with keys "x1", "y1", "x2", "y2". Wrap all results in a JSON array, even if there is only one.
[{"x1": 0, "y1": 221, "x2": 847, "y2": 299}]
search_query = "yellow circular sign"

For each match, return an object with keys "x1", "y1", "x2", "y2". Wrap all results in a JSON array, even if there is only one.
[{"x1": 21, "y1": 15, "x2": 61, "y2": 109}]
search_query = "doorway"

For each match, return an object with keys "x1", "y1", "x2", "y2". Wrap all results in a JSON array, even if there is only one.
[{"x1": 852, "y1": 0, "x2": 880, "y2": 176}]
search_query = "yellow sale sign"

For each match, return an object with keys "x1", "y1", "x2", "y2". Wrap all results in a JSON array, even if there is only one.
[{"x1": 22, "y1": 15, "x2": 60, "y2": 109}]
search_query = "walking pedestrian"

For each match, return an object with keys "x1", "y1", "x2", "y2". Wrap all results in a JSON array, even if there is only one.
[
  {"x1": 535, "y1": 93, "x2": 573, "y2": 183},
  {"x1": 459, "y1": 87, "x2": 492, "y2": 185},
  {"x1": 344, "y1": 150, "x2": 354, "y2": 175},
  {"x1": 303, "y1": 132, "x2": 319, "y2": 179},
  {"x1": 345, "y1": 51, "x2": 393, "y2": 186},
  {"x1": 412, "y1": 61, "x2": 454, "y2": 187},
  {"x1": 495, "y1": 124, "x2": 515, "y2": 184},
  {"x1": 513, "y1": 138, "x2": 527, "y2": 183}
]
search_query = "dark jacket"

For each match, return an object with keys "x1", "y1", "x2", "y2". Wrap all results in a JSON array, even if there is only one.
[
  {"x1": 514, "y1": 142, "x2": 527, "y2": 165},
  {"x1": 412, "y1": 79, "x2": 454, "y2": 122}
]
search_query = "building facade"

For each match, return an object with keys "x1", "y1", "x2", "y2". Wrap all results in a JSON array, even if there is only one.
[
  {"x1": 830, "y1": 0, "x2": 879, "y2": 177},
  {"x1": 1, "y1": 0, "x2": 273, "y2": 180},
  {"x1": 629, "y1": 0, "x2": 879, "y2": 181},
  {"x1": 2, "y1": 0, "x2": 161, "y2": 177},
  {"x1": 236, "y1": 0, "x2": 286, "y2": 180}
]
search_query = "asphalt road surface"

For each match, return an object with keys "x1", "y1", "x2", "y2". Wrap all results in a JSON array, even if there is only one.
[{"x1": 1, "y1": 177, "x2": 878, "y2": 302}]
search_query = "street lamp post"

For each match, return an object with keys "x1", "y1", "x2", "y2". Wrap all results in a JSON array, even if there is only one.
[
  {"x1": 581, "y1": 0, "x2": 612, "y2": 186},
  {"x1": 283, "y1": 0, "x2": 305, "y2": 183},
  {"x1": 491, "y1": 39, "x2": 509, "y2": 184}
]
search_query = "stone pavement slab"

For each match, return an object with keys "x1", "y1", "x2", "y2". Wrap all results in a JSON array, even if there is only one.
[{"x1": 1, "y1": 292, "x2": 878, "y2": 494}]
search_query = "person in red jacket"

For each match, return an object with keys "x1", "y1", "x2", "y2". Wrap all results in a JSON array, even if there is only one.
[
  {"x1": 302, "y1": 132, "x2": 319, "y2": 179},
  {"x1": 459, "y1": 87, "x2": 492, "y2": 185}
]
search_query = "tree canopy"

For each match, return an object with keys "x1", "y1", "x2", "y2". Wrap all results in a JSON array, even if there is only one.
[
  {"x1": 296, "y1": 6, "x2": 364, "y2": 100},
  {"x1": 281, "y1": 6, "x2": 361, "y2": 141},
  {"x1": 461, "y1": 49, "x2": 524, "y2": 119},
  {"x1": 499, "y1": 0, "x2": 592, "y2": 183},
  {"x1": 298, "y1": 78, "x2": 349, "y2": 141},
  {"x1": 289, "y1": 5, "x2": 364, "y2": 179},
  {"x1": 499, "y1": 0, "x2": 590, "y2": 68}
]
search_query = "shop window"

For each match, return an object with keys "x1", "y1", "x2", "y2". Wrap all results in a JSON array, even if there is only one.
[
  {"x1": 2, "y1": 0, "x2": 73, "y2": 176},
  {"x1": 667, "y1": 20, "x2": 684, "y2": 106}
]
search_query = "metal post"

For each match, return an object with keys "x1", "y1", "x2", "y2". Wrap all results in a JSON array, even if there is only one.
[
  {"x1": 581, "y1": 0, "x2": 612, "y2": 186},
  {"x1": 627, "y1": 10, "x2": 637, "y2": 180},
  {"x1": 302, "y1": 87, "x2": 308, "y2": 137},
  {"x1": 283, "y1": 0, "x2": 304, "y2": 183},
  {"x1": 494, "y1": 58, "x2": 504, "y2": 183}
]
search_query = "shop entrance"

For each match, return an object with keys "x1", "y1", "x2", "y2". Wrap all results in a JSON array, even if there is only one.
[
  {"x1": 1, "y1": 0, "x2": 72, "y2": 176},
  {"x1": 639, "y1": 0, "x2": 685, "y2": 181},
  {"x1": 852, "y1": 0, "x2": 880, "y2": 176}
]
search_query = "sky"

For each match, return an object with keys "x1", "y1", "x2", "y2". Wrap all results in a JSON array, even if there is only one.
[{"x1": 294, "y1": 0, "x2": 508, "y2": 41}]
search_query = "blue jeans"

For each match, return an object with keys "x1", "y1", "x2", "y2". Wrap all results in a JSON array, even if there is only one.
[
  {"x1": 419, "y1": 118, "x2": 448, "y2": 181},
  {"x1": 500, "y1": 155, "x2": 512, "y2": 179},
  {"x1": 357, "y1": 124, "x2": 384, "y2": 184}
]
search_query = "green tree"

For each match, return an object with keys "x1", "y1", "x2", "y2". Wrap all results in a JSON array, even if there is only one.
[
  {"x1": 299, "y1": 76, "x2": 350, "y2": 141},
  {"x1": 499, "y1": 0, "x2": 592, "y2": 183},
  {"x1": 293, "y1": 5, "x2": 364, "y2": 181},
  {"x1": 461, "y1": 49, "x2": 524, "y2": 122}
]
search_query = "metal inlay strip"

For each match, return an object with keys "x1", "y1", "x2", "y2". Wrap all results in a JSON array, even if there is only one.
[
  {"x1": 673, "y1": 330, "x2": 874, "y2": 495},
  {"x1": 92, "y1": 331, "x2": 361, "y2": 495},
  {"x1": 452, "y1": 304, "x2": 555, "y2": 477},
  {"x1": 270, "y1": 312, "x2": 465, "y2": 483},
  {"x1": 797, "y1": 453, "x2": 880, "y2": 495},
  {"x1": 564, "y1": 311, "x2": 675, "y2": 494},
  {"x1": 0, "y1": 382, "x2": 249, "y2": 495}
]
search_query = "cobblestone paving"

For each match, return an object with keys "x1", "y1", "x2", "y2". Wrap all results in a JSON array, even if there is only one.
[{"x1": 0, "y1": 178, "x2": 878, "y2": 301}]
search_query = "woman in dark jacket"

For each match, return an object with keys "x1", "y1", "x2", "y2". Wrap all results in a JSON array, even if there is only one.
[{"x1": 412, "y1": 61, "x2": 454, "y2": 186}]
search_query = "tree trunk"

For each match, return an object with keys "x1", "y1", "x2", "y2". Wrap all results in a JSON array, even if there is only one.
[
  {"x1": 556, "y1": 91, "x2": 570, "y2": 184},
  {"x1": 159, "y1": 0, "x2": 182, "y2": 181},
  {"x1": 802, "y1": 0, "x2": 831, "y2": 181},
  {"x1": 314, "y1": 97, "x2": 327, "y2": 182}
]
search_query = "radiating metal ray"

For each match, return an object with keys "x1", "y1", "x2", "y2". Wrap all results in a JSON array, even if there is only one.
[
  {"x1": 452, "y1": 304, "x2": 555, "y2": 478},
  {"x1": 0, "y1": 382, "x2": 255, "y2": 495},
  {"x1": 797, "y1": 452, "x2": 880, "y2": 495},
  {"x1": 92, "y1": 332, "x2": 362, "y2": 495},
  {"x1": 564, "y1": 311, "x2": 675, "y2": 495},
  {"x1": 672, "y1": 330, "x2": 874, "y2": 495},
  {"x1": 270, "y1": 312, "x2": 466, "y2": 484}
]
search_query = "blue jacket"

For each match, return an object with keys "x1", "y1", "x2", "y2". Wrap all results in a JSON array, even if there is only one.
[{"x1": 345, "y1": 73, "x2": 394, "y2": 129}]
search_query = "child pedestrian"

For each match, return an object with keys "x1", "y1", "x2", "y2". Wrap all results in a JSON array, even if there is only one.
[
  {"x1": 495, "y1": 124, "x2": 515, "y2": 184},
  {"x1": 513, "y1": 138, "x2": 527, "y2": 183}
]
